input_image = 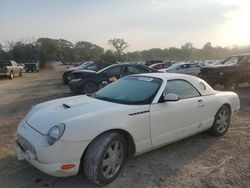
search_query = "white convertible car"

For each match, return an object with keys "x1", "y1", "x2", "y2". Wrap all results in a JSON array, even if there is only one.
[{"x1": 15, "y1": 73, "x2": 240, "y2": 185}]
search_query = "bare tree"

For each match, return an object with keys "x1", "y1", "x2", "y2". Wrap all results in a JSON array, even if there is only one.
[{"x1": 108, "y1": 38, "x2": 129, "y2": 61}]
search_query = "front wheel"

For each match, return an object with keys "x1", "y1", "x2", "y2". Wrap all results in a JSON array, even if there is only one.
[
  {"x1": 84, "y1": 132, "x2": 126, "y2": 185},
  {"x1": 9, "y1": 72, "x2": 14, "y2": 79},
  {"x1": 209, "y1": 105, "x2": 231, "y2": 136},
  {"x1": 82, "y1": 81, "x2": 98, "y2": 94}
]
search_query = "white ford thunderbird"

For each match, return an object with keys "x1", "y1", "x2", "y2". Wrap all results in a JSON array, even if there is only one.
[{"x1": 15, "y1": 73, "x2": 240, "y2": 185}]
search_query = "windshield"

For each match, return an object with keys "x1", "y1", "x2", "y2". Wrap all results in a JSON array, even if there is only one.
[
  {"x1": 92, "y1": 76, "x2": 162, "y2": 105},
  {"x1": 79, "y1": 62, "x2": 91, "y2": 68},
  {"x1": 222, "y1": 56, "x2": 238, "y2": 65}
]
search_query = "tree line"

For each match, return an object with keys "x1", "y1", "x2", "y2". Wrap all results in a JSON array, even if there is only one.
[{"x1": 1, "y1": 38, "x2": 250, "y2": 64}]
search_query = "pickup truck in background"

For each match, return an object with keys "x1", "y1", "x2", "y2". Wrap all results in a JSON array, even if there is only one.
[
  {"x1": 0, "y1": 60, "x2": 23, "y2": 79},
  {"x1": 25, "y1": 63, "x2": 39, "y2": 72},
  {"x1": 198, "y1": 54, "x2": 250, "y2": 90}
]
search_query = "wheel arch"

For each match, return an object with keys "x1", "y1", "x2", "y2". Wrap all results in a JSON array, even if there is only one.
[
  {"x1": 79, "y1": 128, "x2": 136, "y2": 174},
  {"x1": 223, "y1": 103, "x2": 231, "y2": 113}
]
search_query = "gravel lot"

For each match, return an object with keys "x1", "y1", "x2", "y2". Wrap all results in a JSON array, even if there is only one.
[{"x1": 0, "y1": 67, "x2": 249, "y2": 188}]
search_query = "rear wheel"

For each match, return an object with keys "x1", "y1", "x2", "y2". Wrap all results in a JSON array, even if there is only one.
[
  {"x1": 9, "y1": 72, "x2": 14, "y2": 79},
  {"x1": 82, "y1": 81, "x2": 98, "y2": 94},
  {"x1": 209, "y1": 105, "x2": 231, "y2": 136},
  {"x1": 224, "y1": 78, "x2": 238, "y2": 91},
  {"x1": 84, "y1": 132, "x2": 126, "y2": 185}
]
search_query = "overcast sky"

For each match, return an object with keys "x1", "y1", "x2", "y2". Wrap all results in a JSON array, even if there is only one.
[{"x1": 0, "y1": 0, "x2": 250, "y2": 51}]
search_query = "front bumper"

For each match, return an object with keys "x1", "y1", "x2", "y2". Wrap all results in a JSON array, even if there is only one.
[
  {"x1": 16, "y1": 120, "x2": 89, "y2": 177},
  {"x1": 15, "y1": 142, "x2": 80, "y2": 177}
]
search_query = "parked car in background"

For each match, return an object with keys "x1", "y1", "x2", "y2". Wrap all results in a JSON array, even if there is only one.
[
  {"x1": 25, "y1": 63, "x2": 39, "y2": 72},
  {"x1": 145, "y1": 60, "x2": 163, "y2": 66},
  {"x1": 63, "y1": 62, "x2": 113, "y2": 84},
  {"x1": 199, "y1": 54, "x2": 250, "y2": 90},
  {"x1": 69, "y1": 64, "x2": 158, "y2": 94},
  {"x1": 149, "y1": 62, "x2": 173, "y2": 70},
  {"x1": 160, "y1": 62, "x2": 201, "y2": 76},
  {"x1": 0, "y1": 60, "x2": 23, "y2": 79},
  {"x1": 15, "y1": 73, "x2": 240, "y2": 185}
]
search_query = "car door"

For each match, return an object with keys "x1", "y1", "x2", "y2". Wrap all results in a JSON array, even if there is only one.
[
  {"x1": 173, "y1": 64, "x2": 189, "y2": 74},
  {"x1": 150, "y1": 79, "x2": 206, "y2": 147},
  {"x1": 238, "y1": 56, "x2": 250, "y2": 82},
  {"x1": 186, "y1": 64, "x2": 201, "y2": 76}
]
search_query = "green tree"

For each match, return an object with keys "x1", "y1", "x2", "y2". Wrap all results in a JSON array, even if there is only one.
[
  {"x1": 108, "y1": 38, "x2": 129, "y2": 61},
  {"x1": 0, "y1": 43, "x2": 8, "y2": 59},
  {"x1": 36, "y1": 38, "x2": 60, "y2": 66},
  {"x1": 102, "y1": 50, "x2": 117, "y2": 62},
  {"x1": 74, "y1": 41, "x2": 104, "y2": 61},
  {"x1": 57, "y1": 39, "x2": 74, "y2": 62}
]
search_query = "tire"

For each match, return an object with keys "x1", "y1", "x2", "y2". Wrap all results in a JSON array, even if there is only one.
[
  {"x1": 209, "y1": 105, "x2": 231, "y2": 136},
  {"x1": 63, "y1": 77, "x2": 68, "y2": 85},
  {"x1": 82, "y1": 81, "x2": 98, "y2": 94},
  {"x1": 9, "y1": 72, "x2": 14, "y2": 79},
  {"x1": 26, "y1": 70, "x2": 29, "y2": 73},
  {"x1": 84, "y1": 132, "x2": 126, "y2": 185},
  {"x1": 224, "y1": 78, "x2": 238, "y2": 91},
  {"x1": 19, "y1": 70, "x2": 22, "y2": 77}
]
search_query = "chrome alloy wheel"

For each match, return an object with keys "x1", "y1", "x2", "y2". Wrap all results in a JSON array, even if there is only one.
[
  {"x1": 216, "y1": 109, "x2": 229, "y2": 133},
  {"x1": 102, "y1": 140, "x2": 124, "y2": 179}
]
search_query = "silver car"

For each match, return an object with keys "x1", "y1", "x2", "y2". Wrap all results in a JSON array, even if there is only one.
[{"x1": 160, "y1": 62, "x2": 201, "y2": 76}]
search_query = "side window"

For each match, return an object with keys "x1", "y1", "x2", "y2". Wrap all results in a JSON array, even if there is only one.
[
  {"x1": 156, "y1": 64, "x2": 164, "y2": 69},
  {"x1": 127, "y1": 66, "x2": 148, "y2": 74},
  {"x1": 164, "y1": 80, "x2": 200, "y2": 99},
  {"x1": 85, "y1": 64, "x2": 97, "y2": 71},
  {"x1": 182, "y1": 64, "x2": 190, "y2": 69},
  {"x1": 189, "y1": 64, "x2": 198, "y2": 68},
  {"x1": 238, "y1": 56, "x2": 250, "y2": 65},
  {"x1": 106, "y1": 66, "x2": 123, "y2": 75}
]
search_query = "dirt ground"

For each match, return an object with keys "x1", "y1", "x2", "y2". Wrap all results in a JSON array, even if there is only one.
[{"x1": 0, "y1": 67, "x2": 249, "y2": 188}]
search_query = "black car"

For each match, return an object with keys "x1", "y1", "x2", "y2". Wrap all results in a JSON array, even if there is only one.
[
  {"x1": 199, "y1": 54, "x2": 250, "y2": 90},
  {"x1": 69, "y1": 64, "x2": 158, "y2": 94},
  {"x1": 25, "y1": 63, "x2": 39, "y2": 72},
  {"x1": 63, "y1": 62, "x2": 114, "y2": 84}
]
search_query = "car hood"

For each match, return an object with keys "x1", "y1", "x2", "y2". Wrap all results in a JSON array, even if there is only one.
[{"x1": 25, "y1": 95, "x2": 121, "y2": 134}]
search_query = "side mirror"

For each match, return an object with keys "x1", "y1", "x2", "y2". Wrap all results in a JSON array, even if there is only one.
[{"x1": 164, "y1": 93, "x2": 179, "y2": 102}]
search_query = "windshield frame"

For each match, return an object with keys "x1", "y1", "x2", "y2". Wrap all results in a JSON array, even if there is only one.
[{"x1": 91, "y1": 75, "x2": 163, "y2": 105}]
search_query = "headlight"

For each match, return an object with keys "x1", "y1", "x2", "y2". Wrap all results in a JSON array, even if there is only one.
[
  {"x1": 47, "y1": 123, "x2": 65, "y2": 145},
  {"x1": 219, "y1": 72, "x2": 223, "y2": 75}
]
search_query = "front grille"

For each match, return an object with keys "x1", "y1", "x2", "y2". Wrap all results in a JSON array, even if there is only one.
[{"x1": 17, "y1": 134, "x2": 36, "y2": 156}]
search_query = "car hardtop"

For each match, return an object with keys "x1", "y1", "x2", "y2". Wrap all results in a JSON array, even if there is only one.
[{"x1": 134, "y1": 72, "x2": 216, "y2": 96}]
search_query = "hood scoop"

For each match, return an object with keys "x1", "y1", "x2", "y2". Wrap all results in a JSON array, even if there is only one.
[{"x1": 62, "y1": 103, "x2": 71, "y2": 109}]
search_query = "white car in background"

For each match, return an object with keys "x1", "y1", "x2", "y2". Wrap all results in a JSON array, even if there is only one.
[
  {"x1": 15, "y1": 73, "x2": 240, "y2": 185},
  {"x1": 159, "y1": 62, "x2": 201, "y2": 76}
]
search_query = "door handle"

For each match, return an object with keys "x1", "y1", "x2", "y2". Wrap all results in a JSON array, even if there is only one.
[{"x1": 198, "y1": 99, "x2": 204, "y2": 107}]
